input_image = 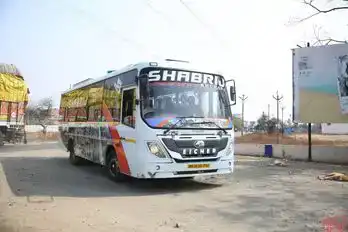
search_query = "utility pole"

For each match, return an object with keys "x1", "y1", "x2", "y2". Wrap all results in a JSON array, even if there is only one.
[
  {"x1": 267, "y1": 104, "x2": 270, "y2": 120},
  {"x1": 306, "y1": 42, "x2": 312, "y2": 162},
  {"x1": 273, "y1": 91, "x2": 283, "y2": 144},
  {"x1": 281, "y1": 106, "x2": 285, "y2": 136},
  {"x1": 239, "y1": 94, "x2": 248, "y2": 136}
]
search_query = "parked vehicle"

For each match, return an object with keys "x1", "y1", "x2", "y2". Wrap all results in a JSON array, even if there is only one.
[{"x1": 0, "y1": 63, "x2": 30, "y2": 145}]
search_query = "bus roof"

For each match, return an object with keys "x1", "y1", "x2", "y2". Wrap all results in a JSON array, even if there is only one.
[{"x1": 61, "y1": 60, "x2": 224, "y2": 95}]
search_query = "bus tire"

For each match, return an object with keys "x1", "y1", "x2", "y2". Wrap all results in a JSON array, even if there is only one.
[
  {"x1": 105, "y1": 148, "x2": 125, "y2": 182},
  {"x1": 68, "y1": 140, "x2": 82, "y2": 165},
  {"x1": 0, "y1": 131, "x2": 4, "y2": 146}
]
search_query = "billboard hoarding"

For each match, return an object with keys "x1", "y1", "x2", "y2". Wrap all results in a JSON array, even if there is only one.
[{"x1": 292, "y1": 43, "x2": 348, "y2": 123}]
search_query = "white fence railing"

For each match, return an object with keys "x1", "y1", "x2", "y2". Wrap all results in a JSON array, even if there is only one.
[
  {"x1": 235, "y1": 143, "x2": 348, "y2": 165},
  {"x1": 25, "y1": 125, "x2": 59, "y2": 133}
]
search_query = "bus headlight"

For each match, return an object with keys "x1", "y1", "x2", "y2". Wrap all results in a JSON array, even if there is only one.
[
  {"x1": 146, "y1": 141, "x2": 168, "y2": 158},
  {"x1": 149, "y1": 144, "x2": 160, "y2": 154},
  {"x1": 225, "y1": 141, "x2": 234, "y2": 156}
]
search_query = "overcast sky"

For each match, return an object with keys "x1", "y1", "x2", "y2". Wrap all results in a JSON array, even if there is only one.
[{"x1": 1, "y1": 0, "x2": 347, "y2": 121}]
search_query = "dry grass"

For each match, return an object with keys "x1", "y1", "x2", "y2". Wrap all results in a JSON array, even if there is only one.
[
  {"x1": 17, "y1": 131, "x2": 348, "y2": 146},
  {"x1": 236, "y1": 132, "x2": 348, "y2": 146}
]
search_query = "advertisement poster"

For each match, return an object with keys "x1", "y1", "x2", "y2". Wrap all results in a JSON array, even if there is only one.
[{"x1": 292, "y1": 43, "x2": 348, "y2": 123}]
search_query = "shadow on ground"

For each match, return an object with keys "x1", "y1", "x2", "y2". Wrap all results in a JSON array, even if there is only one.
[{"x1": 0, "y1": 156, "x2": 221, "y2": 198}]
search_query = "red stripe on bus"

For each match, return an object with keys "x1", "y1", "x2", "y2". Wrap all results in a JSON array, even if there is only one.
[{"x1": 101, "y1": 103, "x2": 131, "y2": 175}]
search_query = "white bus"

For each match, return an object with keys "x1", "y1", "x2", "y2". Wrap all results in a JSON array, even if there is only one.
[{"x1": 59, "y1": 60, "x2": 236, "y2": 181}]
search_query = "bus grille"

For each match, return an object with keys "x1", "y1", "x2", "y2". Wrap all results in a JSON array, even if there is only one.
[{"x1": 162, "y1": 138, "x2": 228, "y2": 158}]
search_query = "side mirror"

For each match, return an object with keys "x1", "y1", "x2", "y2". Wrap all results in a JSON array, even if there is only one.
[
  {"x1": 230, "y1": 86, "x2": 236, "y2": 101},
  {"x1": 228, "y1": 80, "x2": 236, "y2": 105},
  {"x1": 138, "y1": 74, "x2": 150, "y2": 100}
]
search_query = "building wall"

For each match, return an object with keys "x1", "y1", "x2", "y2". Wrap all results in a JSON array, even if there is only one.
[{"x1": 321, "y1": 123, "x2": 348, "y2": 135}]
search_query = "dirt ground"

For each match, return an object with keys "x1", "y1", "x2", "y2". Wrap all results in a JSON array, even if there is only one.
[
  {"x1": 25, "y1": 132, "x2": 59, "y2": 142},
  {"x1": 0, "y1": 142, "x2": 347, "y2": 232},
  {"x1": 236, "y1": 132, "x2": 348, "y2": 146}
]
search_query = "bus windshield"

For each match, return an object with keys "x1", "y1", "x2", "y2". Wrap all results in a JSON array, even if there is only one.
[{"x1": 141, "y1": 81, "x2": 233, "y2": 129}]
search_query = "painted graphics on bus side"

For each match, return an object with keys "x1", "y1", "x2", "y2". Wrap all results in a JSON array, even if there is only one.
[{"x1": 59, "y1": 69, "x2": 138, "y2": 166}]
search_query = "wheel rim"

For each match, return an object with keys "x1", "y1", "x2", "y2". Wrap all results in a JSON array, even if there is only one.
[{"x1": 109, "y1": 159, "x2": 120, "y2": 177}]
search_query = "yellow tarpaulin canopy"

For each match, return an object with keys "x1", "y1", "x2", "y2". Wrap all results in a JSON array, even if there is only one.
[{"x1": 0, "y1": 73, "x2": 28, "y2": 102}]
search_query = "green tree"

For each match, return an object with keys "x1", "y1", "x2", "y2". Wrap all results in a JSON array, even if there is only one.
[
  {"x1": 233, "y1": 116, "x2": 243, "y2": 131},
  {"x1": 254, "y1": 113, "x2": 268, "y2": 132},
  {"x1": 254, "y1": 113, "x2": 278, "y2": 134},
  {"x1": 266, "y1": 117, "x2": 278, "y2": 134}
]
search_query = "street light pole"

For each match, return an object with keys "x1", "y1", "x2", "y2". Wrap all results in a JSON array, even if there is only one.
[
  {"x1": 239, "y1": 94, "x2": 248, "y2": 136},
  {"x1": 273, "y1": 91, "x2": 283, "y2": 144},
  {"x1": 281, "y1": 106, "x2": 285, "y2": 136}
]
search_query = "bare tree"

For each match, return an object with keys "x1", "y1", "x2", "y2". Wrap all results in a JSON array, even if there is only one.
[
  {"x1": 311, "y1": 25, "x2": 347, "y2": 45},
  {"x1": 26, "y1": 97, "x2": 54, "y2": 135},
  {"x1": 291, "y1": 0, "x2": 348, "y2": 45},
  {"x1": 299, "y1": 0, "x2": 348, "y2": 23}
]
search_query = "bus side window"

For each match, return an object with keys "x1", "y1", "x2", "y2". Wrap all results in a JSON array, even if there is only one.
[
  {"x1": 104, "y1": 76, "x2": 121, "y2": 122},
  {"x1": 67, "y1": 108, "x2": 77, "y2": 122},
  {"x1": 86, "y1": 81, "x2": 104, "y2": 122},
  {"x1": 58, "y1": 107, "x2": 65, "y2": 122},
  {"x1": 121, "y1": 89, "x2": 136, "y2": 128},
  {"x1": 88, "y1": 106, "x2": 101, "y2": 122},
  {"x1": 76, "y1": 107, "x2": 87, "y2": 122}
]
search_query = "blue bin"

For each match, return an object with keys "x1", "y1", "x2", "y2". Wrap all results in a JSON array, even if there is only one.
[{"x1": 264, "y1": 144, "x2": 273, "y2": 158}]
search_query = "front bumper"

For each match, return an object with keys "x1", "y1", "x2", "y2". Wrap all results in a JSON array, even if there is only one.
[{"x1": 137, "y1": 158, "x2": 234, "y2": 179}]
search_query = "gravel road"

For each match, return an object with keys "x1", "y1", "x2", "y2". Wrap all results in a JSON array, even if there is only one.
[{"x1": 0, "y1": 142, "x2": 347, "y2": 232}]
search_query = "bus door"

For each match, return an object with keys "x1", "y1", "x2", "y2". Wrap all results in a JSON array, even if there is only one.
[{"x1": 117, "y1": 87, "x2": 137, "y2": 169}]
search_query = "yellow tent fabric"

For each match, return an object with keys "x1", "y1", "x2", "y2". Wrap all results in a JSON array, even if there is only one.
[{"x1": 0, "y1": 73, "x2": 28, "y2": 102}]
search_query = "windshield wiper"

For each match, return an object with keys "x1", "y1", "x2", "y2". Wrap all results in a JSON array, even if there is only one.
[
  {"x1": 190, "y1": 121, "x2": 228, "y2": 134},
  {"x1": 163, "y1": 116, "x2": 204, "y2": 134}
]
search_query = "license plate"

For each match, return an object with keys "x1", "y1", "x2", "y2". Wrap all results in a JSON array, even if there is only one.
[{"x1": 187, "y1": 163, "x2": 210, "y2": 169}]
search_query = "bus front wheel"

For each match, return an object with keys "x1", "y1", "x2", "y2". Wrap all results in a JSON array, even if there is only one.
[
  {"x1": 106, "y1": 149, "x2": 125, "y2": 182},
  {"x1": 68, "y1": 140, "x2": 82, "y2": 165}
]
